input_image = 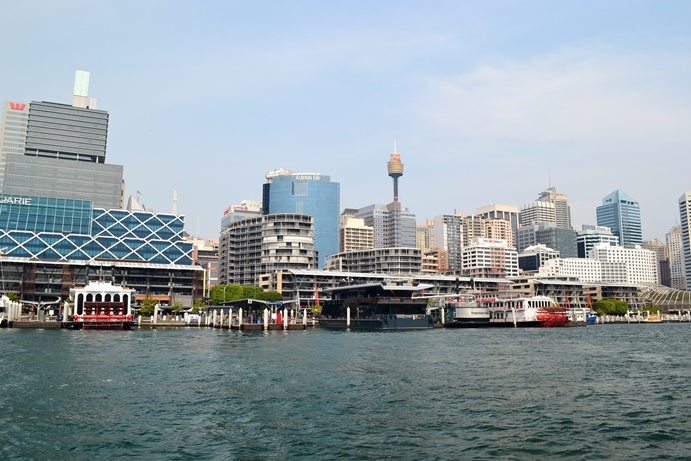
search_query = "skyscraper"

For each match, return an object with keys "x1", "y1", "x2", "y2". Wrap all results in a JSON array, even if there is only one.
[
  {"x1": 596, "y1": 190, "x2": 643, "y2": 246},
  {"x1": 0, "y1": 71, "x2": 123, "y2": 209},
  {"x1": 432, "y1": 214, "x2": 463, "y2": 271},
  {"x1": 536, "y1": 186, "x2": 572, "y2": 229},
  {"x1": 262, "y1": 169, "x2": 339, "y2": 268},
  {"x1": 519, "y1": 201, "x2": 556, "y2": 227},
  {"x1": 667, "y1": 225, "x2": 687, "y2": 290},
  {"x1": 679, "y1": 191, "x2": 691, "y2": 290}
]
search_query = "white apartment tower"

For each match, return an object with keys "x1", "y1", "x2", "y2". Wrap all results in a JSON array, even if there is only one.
[{"x1": 462, "y1": 237, "x2": 518, "y2": 279}]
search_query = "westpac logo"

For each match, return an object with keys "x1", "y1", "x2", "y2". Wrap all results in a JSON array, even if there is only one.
[{"x1": 9, "y1": 102, "x2": 26, "y2": 111}]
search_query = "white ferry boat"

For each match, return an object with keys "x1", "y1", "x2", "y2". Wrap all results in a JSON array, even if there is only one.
[{"x1": 70, "y1": 281, "x2": 135, "y2": 329}]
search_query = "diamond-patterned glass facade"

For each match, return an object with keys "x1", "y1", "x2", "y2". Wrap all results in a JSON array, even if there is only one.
[{"x1": 0, "y1": 195, "x2": 192, "y2": 264}]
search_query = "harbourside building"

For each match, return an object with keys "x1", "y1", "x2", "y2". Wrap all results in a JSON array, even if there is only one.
[
  {"x1": 324, "y1": 247, "x2": 422, "y2": 274},
  {"x1": 262, "y1": 169, "x2": 339, "y2": 268},
  {"x1": 596, "y1": 190, "x2": 643, "y2": 246},
  {"x1": 537, "y1": 258, "x2": 606, "y2": 283},
  {"x1": 218, "y1": 213, "x2": 317, "y2": 286},
  {"x1": 587, "y1": 243, "x2": 659, "y2": 285},
  {"x1": 0, "y1": 194, "x2": 201, "y2": 304},
  {"x1": 679, "y1": 191, "x2": 691, "y2": 290},
  {"x1": 667, "y1": 225, "x2": 686, "y2": 290}
]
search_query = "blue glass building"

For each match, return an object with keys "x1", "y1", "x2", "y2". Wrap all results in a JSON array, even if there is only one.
[
  {"x1": 596, "y1": 190, "x2": 643, "y2": 246},
  {"x1": 262, "y1": 172, "x2": 339, "y2": 268}
]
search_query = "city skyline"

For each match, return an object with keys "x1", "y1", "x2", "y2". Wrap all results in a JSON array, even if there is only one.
[{"x1": 2, "y1": 2, "x2": 690, "y2": 242}]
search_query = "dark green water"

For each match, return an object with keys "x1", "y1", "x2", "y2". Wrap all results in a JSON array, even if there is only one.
[{"x1": 1, "y1": 325, "x2": 690, "y2": 460}]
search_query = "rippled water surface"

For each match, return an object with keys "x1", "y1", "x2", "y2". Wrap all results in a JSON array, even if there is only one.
[{"x1": 1, "y1": 324, "x2": 690, "y2": 460}]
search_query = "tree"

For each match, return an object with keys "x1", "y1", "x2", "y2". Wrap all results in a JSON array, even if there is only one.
[
  {"x1": 170, "y1": 300, "x2": 184, "y2": 313},
  {"x1": 139, "y1": 298, "x2": 158, "y2": 316},
  {"x1": 312, "y1": 304, "x2": 322, "y2": 316},
  {"x1": 192, "y1": 299, "x2": 206, "y2": 314},
  {"x1": 592, "y1": 298, "x2": 629, "y2": 316},
  {"x1": 645, "y1": 304, "x2": 661, "y2": 314},
  {"x1": 6, "y1": 292, "x2": 18, "y2": 302}
]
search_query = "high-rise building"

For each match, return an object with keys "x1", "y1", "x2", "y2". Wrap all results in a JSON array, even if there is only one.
[
  {"x1": 220, "y1": 200, "x2": 262, "y2": 230},
  {"x1": 485, "y1": 219, "x2": 514, "y2": 247},
  {"x1": 356, "y1": 203, "x2": 416, "y2": 249},
  {"x1": 218, "y1": 213, "x2": 318, "y2": 285},
  {"x1": 462, "y1": 215, "x2": 486, "y2": 246},
  {"x1": 667, "y1": 225, "x2": 686, "y2": 290},
  {"x1": 516, "y1": 222, "x2": 577, "y2": 257},
  {"x1": 519, "y1": 201, "x2": 556, "y2": 227},
  {"x1": 475, "y1": 203, "x2": 519, "y2": 243},
  {"x1": 262, "y1": 170, "x2": 339, "y2": 268},
  {"x1": 0, "y1": 71, "x2": 123, "y2": 210},
  {"x1": 643, "y1": 239, "x2": 670, "y2": 286},
  {"x1": 574, "y1": 225, "x2": 619, "y2": 258},
  {"x1": 536, "y1": 186, "x2": 571, "y2": 229},
  {"x1": 415, "y1": 219, "x2": 434, "y2": 251},
  {"x1": 340, "y1": 217, "x2": 374, "y2": 252},
  {"x1": 462, "y1": 237, "x2": 518, "y2": 279},
  {"x1": 432, "y1": 214, "x2": 463, "y2": 271},
  {"x1": 596, "y1": 190, "x2": 643, "y2": 246},
  {"x1": 679, "y1": 192, "x2": 691, "y2": 290}
]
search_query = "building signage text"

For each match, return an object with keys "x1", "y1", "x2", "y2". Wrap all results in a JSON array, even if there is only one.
[
  {"x1": 294, "y1": 174, "x2": 321, "y2": 181},
  {"x1": 0, "y1": 196, "x2": 32, "y2": 205},
  {"x1": 9, "y1": 102, "x2": 26, "y2": 111}
]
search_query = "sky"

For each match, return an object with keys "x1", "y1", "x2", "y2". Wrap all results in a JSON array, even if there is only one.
[{"x1": 2, "y1": 1, "x2": 690, "y2": 242}]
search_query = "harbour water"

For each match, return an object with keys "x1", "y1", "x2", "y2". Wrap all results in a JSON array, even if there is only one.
[{"x1": 1, "y1": 325, "x2": 690, "y2": 460}]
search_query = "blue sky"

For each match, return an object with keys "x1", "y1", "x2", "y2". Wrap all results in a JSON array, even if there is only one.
[{"x1": 2, "y1": 1, "x2": 690, "y2": 242}]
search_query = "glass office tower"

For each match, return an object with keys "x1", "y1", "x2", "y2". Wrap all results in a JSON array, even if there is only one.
[
  {"x1": 596, "y1": 190, "x2": 643, "y2": 246},
  {"x1": 262, "y1": 172, "x2": 339, "y2": 268}
]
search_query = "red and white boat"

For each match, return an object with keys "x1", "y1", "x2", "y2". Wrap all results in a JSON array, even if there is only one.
[
  {"x1": 483, "y1": 295, "x2": 568, "y2": 328},
  {"x1": 70, "y1": 281, "x2": 135, "y2": 329}
]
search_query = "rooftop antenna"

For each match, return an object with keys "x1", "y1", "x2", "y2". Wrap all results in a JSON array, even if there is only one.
[
  {"x1": 172, "y1": 187, "x2": 178, "y2": 216},
  {"x1": 548, "y1": 168, "x2": 552, "y2": 188}
]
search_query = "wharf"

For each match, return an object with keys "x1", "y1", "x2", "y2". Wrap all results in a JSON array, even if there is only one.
[{"x1": 9, "y1": 321, "x2": 72, "y2": 329}]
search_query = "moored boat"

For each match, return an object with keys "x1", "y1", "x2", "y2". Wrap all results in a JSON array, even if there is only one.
[
  {"x1": 485, "y1": 295, "x2": 568, "y2": 328},
  {"x1": 70, "y1": 281, "x2": 135, "y2": 330},
  {"x1": 320, "y1": 282, "x2": 435, "y2": 329}
]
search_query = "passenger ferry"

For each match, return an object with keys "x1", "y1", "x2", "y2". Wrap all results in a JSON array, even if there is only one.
[
  {"x1": 443, "y1": 294, "x2": 490, "y2": 328},
  {"x1": 484, "y1": 295, "x2": 568, "y2": 328},
  {"x1": 70, "y1": 281, "x2": 135, "y2": 329}
]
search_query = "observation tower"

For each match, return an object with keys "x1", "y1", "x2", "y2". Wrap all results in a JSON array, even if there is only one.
[{"x1": 387, "y1": 143, "x2": 404, "y2": 203}]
